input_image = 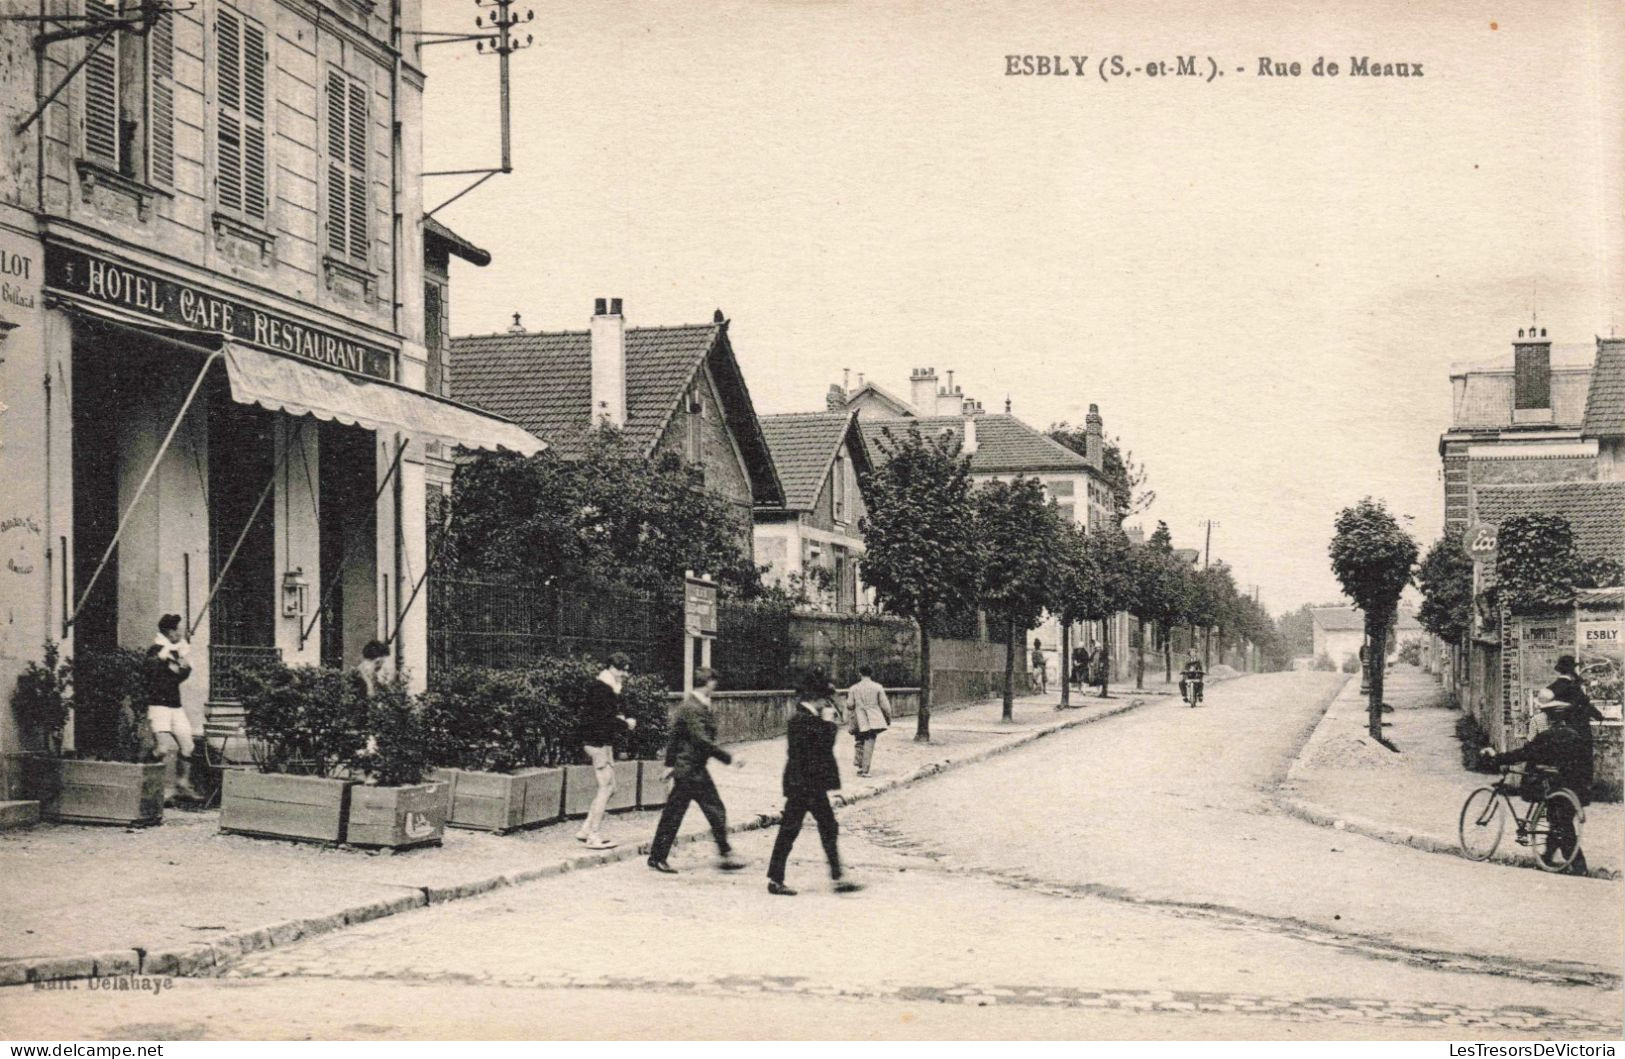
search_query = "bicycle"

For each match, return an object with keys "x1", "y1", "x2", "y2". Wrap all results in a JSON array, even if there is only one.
[
  {"x1": 1181, "y1": 675, "x2": 1203, "y2": 708},
  {"x1": 1458, "y1": 765, "x2": 1586, "y2": 873}
]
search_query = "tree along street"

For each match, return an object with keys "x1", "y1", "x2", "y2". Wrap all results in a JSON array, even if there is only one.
[{"x1": 4, "y1": 673, "x2": 1618, "y2": 1040}]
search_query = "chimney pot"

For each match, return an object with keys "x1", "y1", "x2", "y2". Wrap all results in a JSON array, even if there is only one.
[
  {"x1": 610, "y1": 297, "x2": 623, "y2": 315},
  {"x1": 508, "y1": 312, "x2": 525, "y2": 334},
  {"x1": 594, "y1": 298, "x2": 607, "y2": 316},
  {"x1": 962, "y1": 410, "x2": 978, "y2": 456}
]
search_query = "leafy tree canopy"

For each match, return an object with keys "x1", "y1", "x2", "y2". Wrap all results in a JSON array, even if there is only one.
[
  {"x1": 1416, "y1": 536, "x2": 1473, "y2": 644},
  {"x1": 975, "y1": 477, "x2": 1064, "y2": 630},
  {"x1": 1328, "y1": 497, "x2": 1418, "y2": 620},
  {"x1": 445, "y1": 428, "x2": 763, "y2": 598}
]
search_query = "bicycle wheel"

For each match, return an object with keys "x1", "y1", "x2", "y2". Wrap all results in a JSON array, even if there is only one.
[
  {"x1": 1528, "y1": 789, "x2": 1585, "y2": 873},
  {"x1": 1458, "y1": 787, "x2": 1505, "y2": 860}
]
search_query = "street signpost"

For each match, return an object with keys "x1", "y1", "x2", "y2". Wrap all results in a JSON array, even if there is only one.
[
  {"x1": 683, "y1": 572, "x2": 718, "y2": 693},
  {"x1": 1464, "y1": 522, "x2": 1499, "y2": 641}
]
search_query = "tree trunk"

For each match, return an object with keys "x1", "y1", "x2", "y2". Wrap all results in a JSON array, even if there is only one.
[
  {"x1": 1135, "y1": 616, "x2": 1146, "y2": 690},
  {"x1": 916, "y1": 623, "x2": 932, "y2": 742},
  {"x1": 1367, "y1": 615, "x2": 1387, "y2": 742},
  {"x1": 1060, "y1": 621, "x2": 1071, "y2": 708},
  {"x1": 1203, "y1": 624, "x2": 1212, "y2": 671},
  {"x1": 1100, "y1": 618, "x2": 1111, "y2": 698},
  {"x1": 1164, "y1": 623, "x2": 1172, "y2": 683},
  {"x1": 1002, "y1": 617, "x2": 1016, "y2": 722}
]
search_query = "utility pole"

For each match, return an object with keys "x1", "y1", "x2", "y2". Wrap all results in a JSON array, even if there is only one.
[{"x1": 1201, "y1": 520, "x2": 1217, "y2": 668}]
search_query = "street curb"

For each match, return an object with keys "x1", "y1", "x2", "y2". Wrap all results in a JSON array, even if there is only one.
[
  {"x1": 0, "y1": 694, "x2": 1150, "y2": 987},
  {"x1": 1274, "y1": 792, "x2": 1623, "y2": 882},
  {"x1": 1272, "y1": 675, "x2": 1621, "y2": 882}
]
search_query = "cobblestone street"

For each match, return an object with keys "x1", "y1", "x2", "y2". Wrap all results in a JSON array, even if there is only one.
[{"x1": 3, "y1": 672, "x2": 1619, "y2": 1039}]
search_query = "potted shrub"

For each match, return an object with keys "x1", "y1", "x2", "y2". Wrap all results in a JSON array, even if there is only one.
[
  {"x1": 220, "y1": 662, "x2": 364, "y2": 844},
  {"x1": 425, "y1": 666, "x2": 567, "y2": 833},
  {"x1": 345, "y1": 676, "x2": 451, "y2": 849},
  {"x1": 9, "y1": 643, "x2": 165, "y2": 826}
]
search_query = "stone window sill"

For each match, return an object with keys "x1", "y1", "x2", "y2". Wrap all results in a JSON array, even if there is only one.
[
  {"x1": 212, "y1": 212, "x2": 277, "y2": 265},
  {"x1": 75, "y1": 159, "x2": 171, "y2": 222},
  {"x1": 322, "y1": 254, "x2": 378, "y2": 301}
]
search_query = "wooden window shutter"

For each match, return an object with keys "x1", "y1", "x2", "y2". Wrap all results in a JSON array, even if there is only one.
[
  {"x1": 241, "y1": 19, "x2": 268, "y2": 220},
  {"x1": 82, "y1": 0, "x2": 120, "y2": 166},
  {"x1": 345, "y1": 79, "x2": 367, "y2": 259},
  {"x1": 216, "y1": 10, "x2": 243, "y2": 214},
  {"x1": 217, "y1": 9, "x2": 267, "y2": 222},
  {"x1": 326, "y1": 72, "x2": 349, "y2": 256},
  {"x1": 147, "y1": 8, "x2": 175, "y2": 186}
]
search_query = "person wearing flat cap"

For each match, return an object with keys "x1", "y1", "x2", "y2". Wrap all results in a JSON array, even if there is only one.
[{"x1": 767, "y1": 668, "x2": 863, "y2": 896}]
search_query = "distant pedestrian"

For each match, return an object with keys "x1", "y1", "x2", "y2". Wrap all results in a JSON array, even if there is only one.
[
  {"x1": 575, "y1": 652, "x2": 637, "y2": 850},
  {"x1": 648, "y1": 667, "x2": 746, "y2": 874},
  {"x1": 353, "y1": 639, "x2": 393, "y2": 698},
  {"x1": 768, "y1": 669, "x2": 862, "y2": 896},
  {"x1": 1030, "y1": 638, "x2": 1048, "y2": 694},
  {"x1": 1549, "y1": 655, "x2": 1605, "y2": 726},
  {"x1": 145, "y1": 614, "x2": 198, "y2": 802},
  {"x1": 1091, "y1": 642, "x2": 1109, "y2": 696},
  {"x1": 1071, "y1": 645, "x2": 1089, "y2": 689},
  {"x1": 845, "y1": 664, "x2": 892, "y2": 777}
]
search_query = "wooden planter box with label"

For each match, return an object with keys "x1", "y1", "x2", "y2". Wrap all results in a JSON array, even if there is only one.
[
  {"x1": 346, "y1": 780, "x2": 451, "y2": 849},
  {"x1": 21, "y1": 757, "x2": 164, "y2": 827},
  {"x1": 562, "y1": 760, "x2": 639, "y2": 818},
  {"x1": 637, "y1": 760, "x2": 670, "y2": 810},
  {"x1": 436, "y1": 767, "x2": 564, "y2": 833},
  {"x1": 220, "y1": 771, "x2": 352, "y2": 844}
]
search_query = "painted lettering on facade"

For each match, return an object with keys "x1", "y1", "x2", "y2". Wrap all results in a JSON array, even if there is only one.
[{"x1": 45, "y1": 245, "x2": 393, "y2": 380}]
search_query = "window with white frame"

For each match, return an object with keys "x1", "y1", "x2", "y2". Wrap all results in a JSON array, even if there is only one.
[
  {"x1": 215, "y1": 6, "x2": 268, "y2": 222},
  {"x1": 325, "y1": 69, "x2": 369, "y2": 263},
  {"x1": 82, "y1": 1, "x2": 175, "y2": 186}
]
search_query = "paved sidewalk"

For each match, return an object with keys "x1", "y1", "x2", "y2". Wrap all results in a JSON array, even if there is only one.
[
  {"x1": 1278, "y1": 665, "x2": 1623, "y2": 879},
  {"x1": 0, "y1": 690, "x2": 1143, "y2": 984}
]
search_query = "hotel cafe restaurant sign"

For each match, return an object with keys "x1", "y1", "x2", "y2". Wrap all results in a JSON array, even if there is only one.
[{"x1": 44, "y1": 244, "x2": 394, "y2": 380}]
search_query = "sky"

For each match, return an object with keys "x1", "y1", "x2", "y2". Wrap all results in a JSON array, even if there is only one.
[{"x1": 419, "y1": 0, "x2": 1625, "y2": 615}]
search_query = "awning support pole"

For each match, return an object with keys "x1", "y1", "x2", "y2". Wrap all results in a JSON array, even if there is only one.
[
  {"x1": 387, "y1": 504, "x2": 452, "y2": 649},
  {"x1": 67, "y1": 348, "x2": 224, "y2": 632},
  {"x1": 298, "y1": 436, "x2": 408, "y2": 649},
  {"x1": 189, "y1": 418, "x2": 304, "y2": 639}
]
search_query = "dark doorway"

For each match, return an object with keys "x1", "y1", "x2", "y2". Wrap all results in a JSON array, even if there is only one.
[
  {"x1": 206, "y1": 381, "x2": 276, "y2": 652},
  {"x1": 317, "y1": 420, "x2": 377, "y2": 669}
]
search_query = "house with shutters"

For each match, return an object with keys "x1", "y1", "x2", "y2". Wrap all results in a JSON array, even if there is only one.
[
  {"x1": 449, "y1": 301, "x2": 783, "y2": 542},
  {"x1": 753, "y1": 411, "x2": 873, "y2": 611},
  {"x1": 0, "y1": 0, "x2": 539, "y2": 781}
]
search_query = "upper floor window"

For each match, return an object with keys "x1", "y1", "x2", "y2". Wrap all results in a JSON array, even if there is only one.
[
  {"x1": 833, "y1": 452, "x2": 847, "y2": 522},
  {"x1": 82, "y1": 1, "x2": 174, "y2": 186},
  {"x1": 326, "y1": 70, "x2": 369, "y2": 263},
  {"x1": 685, "y1": 384, "x2": 704, "y2": 466},
  {"x1": 215, "y1": 7, "x2": 268, "y2": 223}
]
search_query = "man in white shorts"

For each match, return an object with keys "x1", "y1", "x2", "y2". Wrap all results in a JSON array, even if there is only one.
[{"x1": 146, "y1": 613, "x2": 197, "y2": 802}]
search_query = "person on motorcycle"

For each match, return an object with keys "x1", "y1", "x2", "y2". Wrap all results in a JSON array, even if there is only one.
[{"x1": 1179, "y1": 651, "x2": 1204, "y2": 705}]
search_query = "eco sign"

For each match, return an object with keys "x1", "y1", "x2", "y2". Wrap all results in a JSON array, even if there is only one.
[{"x1": 1462, "y1": 522, "x2": 1498, "y2": 565}]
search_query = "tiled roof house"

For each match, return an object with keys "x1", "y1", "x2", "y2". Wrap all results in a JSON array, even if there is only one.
[
  {"x1": 754, "y1": 411, "x2": 874, "y2": 610},
  {"x1": 451, "y1": 301, "x2": 783, "y2": 539}
]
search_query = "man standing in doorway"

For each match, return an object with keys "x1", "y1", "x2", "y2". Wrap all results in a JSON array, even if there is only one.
[
  {"x1": 576, "y1": 652, "x2": 636, "y2": 850},
  {"x1": 648, "y1": 667, "x2": 746, "y2": 874},
  {"x1": 146, "y1": 614, "x2": 198, "y2": 803}
]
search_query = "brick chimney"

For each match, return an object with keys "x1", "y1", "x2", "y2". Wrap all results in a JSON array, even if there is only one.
[
  {"x1": 962, "y1": 410, "x2": 978, "y2": 456},
  {"x1": 590, "y1": 298, "x2": 626, "y2": 427},
  {"x1": 909, "y1": 367, "x2": 937, "y2": 415},
  {"x1": 1512, "y1": 325, "x2": 1552, "y2": 423},
  {"x1": 1085, "y1": 403, "x2": 1104, "y2": 470},
  {"x1": 826, "y1": 383, "x2": 847, "y2": 412}
]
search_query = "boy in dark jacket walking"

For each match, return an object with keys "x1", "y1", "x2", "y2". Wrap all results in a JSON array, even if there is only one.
[
  {"x1": 767, "y1": 669, "x2": 863, "y2": 896},
  {"x1": 647, "y1": 667, "x2": 745, "y2": 874}
]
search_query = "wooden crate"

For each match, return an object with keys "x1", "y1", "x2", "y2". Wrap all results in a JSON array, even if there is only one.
[
  {"x1": 220, "y1": 771, "x2": 350, "y2": 843},
  {"x1": 562, "y1": 760, "x2": 639, "y2": 817},
  {"x1": 520, "y1": 766, "x2": 564, "y2": 827},
  {"x1": 637, "y1": 760, "x2": 671, "y2": 809},
  {"x1": 439, "y1": 769, "x2": 528, "y2": 833},
  {"x1": 346, "y1": 780, "x2": 451, "y2": 849},
  {"x1": 25, "y1": 758, "x2": 164, "y2": 826}
]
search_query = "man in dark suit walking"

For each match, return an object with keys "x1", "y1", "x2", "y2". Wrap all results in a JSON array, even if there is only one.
[
  {"x1": 647, "y1": 667, "x2": 745, "y2": 874},
  {"x1": 767, "y1": 669, "x2": 863, "y2": 896}
]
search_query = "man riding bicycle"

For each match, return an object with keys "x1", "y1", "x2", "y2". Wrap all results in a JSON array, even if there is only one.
[
  {"x1": 1179, "y1": 651, "x2": 1204, "y2": 706},
  {"x1": 1480, "y1": 688, "x2": 1593, "y2": 876}
]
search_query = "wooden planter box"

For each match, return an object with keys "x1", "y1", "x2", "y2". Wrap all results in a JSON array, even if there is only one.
[
  {"x1": 21, "y1": 756, "x2": 164, "y2": 826},
  {"x1": 437, "y1": 767, "x2": 564, "y2": 833},
  {"x1": 637, "y1": 760, "x2": 670, "y2": 810},
  {"x1": 220, "y1": 771, "x2": 351, "y2": 844},
  {"x1": 346, "y1": 780, "x2": 451, "y2": 849},
  {"x1": 563, "y1": 760, "x2": 639, "y2": 817}
]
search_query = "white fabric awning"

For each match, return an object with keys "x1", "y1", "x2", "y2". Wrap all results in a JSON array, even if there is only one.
[{"x1": 224, "y1": 343, "x2": 543, "y2": 455}]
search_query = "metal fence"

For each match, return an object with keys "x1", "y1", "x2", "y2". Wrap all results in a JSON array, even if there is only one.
[{"x1": 429, "y1": 573, "x2": 922, "y2": 691}]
